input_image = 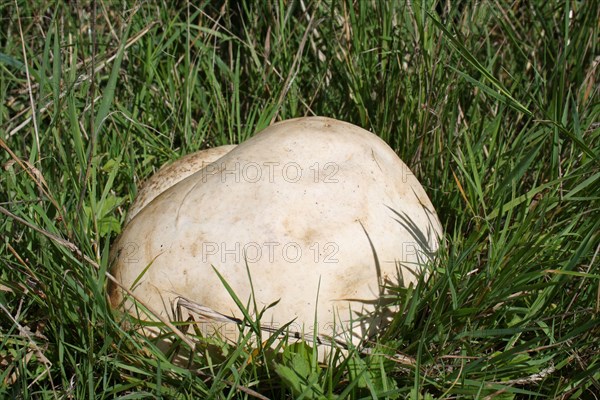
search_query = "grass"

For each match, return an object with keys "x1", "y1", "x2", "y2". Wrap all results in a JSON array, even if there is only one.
[{"x1": 1, "y1": 0, "x2": 599, "y2": 398}]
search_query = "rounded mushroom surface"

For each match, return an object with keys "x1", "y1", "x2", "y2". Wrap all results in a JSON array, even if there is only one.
[{"x1": 109, "y1": 116, "x2": 442, "y2": 351}]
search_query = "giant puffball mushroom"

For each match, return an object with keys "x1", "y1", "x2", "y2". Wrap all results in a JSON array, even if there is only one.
[{"x1": 109, "y1": 116, "x2": 442, "y2": 354}]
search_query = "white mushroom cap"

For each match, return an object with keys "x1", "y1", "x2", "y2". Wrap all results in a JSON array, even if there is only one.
[{"x1": 109, "y1": 117, "x2": 442, "y2": 353}]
